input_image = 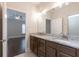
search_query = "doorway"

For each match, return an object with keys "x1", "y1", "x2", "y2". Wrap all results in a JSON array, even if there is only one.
[{"x1": 7, "y1": 9, "x2": 26, "y2": 57}]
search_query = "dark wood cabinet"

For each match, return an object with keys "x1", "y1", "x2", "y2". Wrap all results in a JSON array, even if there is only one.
[
  {"x1": 46, "y1": 46, "x2": 56, "y2": 57},
  {"x1": 46, "y1": 40, "x2": 57, "y2": 57},
  {"x1": 76, "y1": 49, "x2": 79, "y2": 57},
  {"x1": 33, "y1": 38, "x2": 38, "y2": 55},
  {"x1": 57, "y1": 51, "x2": 71, "y2": 57},
  {"x1": 57, "y1": 44, "x2": 76, "y2": 57},
  {"x1": 38, "y1": 39, "x2": 45, "y2": 57},
  {"x1": 30, "y1": 36, "x2": 38, "y2": 55},
  {"x1": 38, "y1": 50, "x2": 45, "y2": 57},
  {"x1": 30, "y1": 37, "x2": 34, "y2": 52},
  {"x1": 30, "y1": 35, "x2": 78, "y2": 57},
  {"x1": 30, "y1": 36, "x2": 45, "y2": 57}
]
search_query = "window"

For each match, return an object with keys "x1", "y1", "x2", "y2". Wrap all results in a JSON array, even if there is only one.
[{"x1": 22, "y1": 24, "x2": 25, "y2": 34}]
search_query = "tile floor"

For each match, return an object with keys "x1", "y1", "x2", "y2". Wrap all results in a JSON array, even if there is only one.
[{"x1": 15, "y1": 51, "x2": 37, "y2": 57}]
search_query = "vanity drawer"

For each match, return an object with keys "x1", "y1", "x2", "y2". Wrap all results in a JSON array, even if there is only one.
[
  {"x1": 38, "y1": 38, "x2": 45, "y2": 57},
  {"x1": 57, "y1": 50, "x2": 72, "y2": 57},
  {"x1": 38, "y1": 50, "x2": 45, "y2": 57},
  {"x1": 76, "y1": 49, "x2": 79, "y2": 56},
  {"x1": 57, "y1": 44, "x2": 76, "y2": 56},
  {"x1": 46, "y1": 40, "x2": 57, "y2": 48},
  {"x1": 38, "y1": 38, "x2": 45, "y2": 44},
  {"x1": 46, "y1": 46, "x2": 56, "y2": 57}
]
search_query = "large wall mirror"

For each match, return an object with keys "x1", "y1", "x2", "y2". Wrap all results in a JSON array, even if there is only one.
[
  {"x1": 68, "y1": 14, "x2": 79, "y2": 37},
  {"x1": 42, "y1": 9, "x2": 63, "y2": 35},
  {"x1": 36, "y1": 7, "x2": 63, "y2": 35},
  {"x1": 37, "y1": 2, "x2": 79, "y2": 38}
]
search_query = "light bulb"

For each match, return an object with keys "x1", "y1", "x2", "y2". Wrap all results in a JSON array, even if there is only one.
[
  {"x1": 15, "y1": 16, "x2": 20, "y2": 20},
  {"x1": 65, "y1": 2, "x2": 69, "y2": 5}
]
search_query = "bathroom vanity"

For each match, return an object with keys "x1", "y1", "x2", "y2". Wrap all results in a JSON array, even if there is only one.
[
  {"x1": 30, "y1": 34, "x2": 79, "y2": 57},
  {"x1": 30, "y1": 2, "x2": 79, "y2": 57}
]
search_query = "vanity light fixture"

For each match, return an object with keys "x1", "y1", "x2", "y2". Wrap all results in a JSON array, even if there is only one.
[
  {"x1": 15, "y1": 15, "x2": 23, "y2": 21},
  {"x1": 15, "y1": 16, "x2": 20, "y2": 20},
  {"x1": 56, "y1": 1, "x2": 64, "y2": 8},
  {"x1": 55, "y1": 2, "x2": 70, "y2": 8},
  {"x1": 65, "y1": 2, "x2": 70, "y2": 5},
  {"x1": 42, "y1": 9, "x2": 47, "y2": 14},
  {"x1": 33, "y1": 12, "x2": 42, "y2": 19}
]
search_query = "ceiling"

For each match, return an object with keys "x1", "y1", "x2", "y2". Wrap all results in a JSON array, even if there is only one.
[
  {"x1": 36, "y1": 2, "x2": 55, "y2": 12},
  {"x1": 7, "y1": 2, "x2": 55, "y2": 12}
]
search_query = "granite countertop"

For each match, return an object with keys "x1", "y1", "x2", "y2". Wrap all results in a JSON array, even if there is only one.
[{"x1": 30, "y1": 33, "x2": 79, "y2": 49}]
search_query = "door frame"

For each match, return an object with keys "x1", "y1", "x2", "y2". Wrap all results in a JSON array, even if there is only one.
[
  {"x1": 3, "y1": 6, "x2": 27, "y2": 57},
  {"x1": 2, "y1": 3, "x2": 8, "y2": 57}
]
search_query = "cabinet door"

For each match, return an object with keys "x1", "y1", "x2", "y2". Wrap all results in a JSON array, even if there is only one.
[
  {"x1": 30, "y1": 38, "x2": 33, "y2": 52},
  {"x1": 38, "y1": 39, "x2": 45, "y2": 52},
  {"x1": 38, "y1": 50, "x2": 45, "y2": 57},
  {"x1": 57, "y1": 44, "x2": 76, "y2": 56},
  {"x1": 30, "y1": 36, "x2": 38, "y2": 55},
  {"x1": 76, "y1": 49, "x2": 79, "y2": 56},
  {"x1": 46, "y1": 40, "x2": 57, "y2": 57},
  {"x1": 38, "y1": 39, "x2": 45, "y2": 57},
  {"x1": 33, "y1": 39, "x2": 38, "y2": 55},
  {"x1": 57, "y1": 51, "x2": 71, "y2": 57},
  {"x1": 46, "y1": 47, "x2": 56, "y2": 57}
]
